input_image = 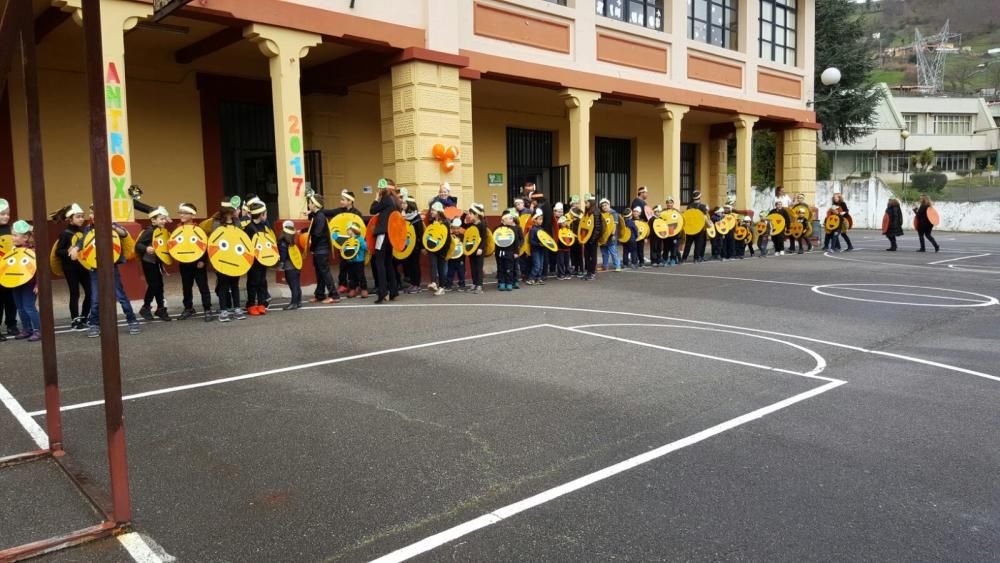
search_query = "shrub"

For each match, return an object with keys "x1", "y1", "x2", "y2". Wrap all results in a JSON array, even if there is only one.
[{"x1": 909, "y1": 172, "x2": 948, "y2": 192}]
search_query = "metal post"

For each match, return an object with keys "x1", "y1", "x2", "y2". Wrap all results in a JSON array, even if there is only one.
[
  {"x1": 81, "y1": 0, "x2": 132, "y2": 525},
  {"x1": 18, "y1": 0, "x2": 63, "y2": 454},
  {"x1": 901, "y1": 137, "x2": 907, "y2": 196}
]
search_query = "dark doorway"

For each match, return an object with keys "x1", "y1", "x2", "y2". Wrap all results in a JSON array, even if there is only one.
[
  {"x1": 507, "y1": 127, "x2": 568, "y2": 206},
  {"x1": 219, "y1": 102, "x2": 278, "y2": 215},
  {"x1": 595, "y1": 136, "x2": 631, "y2": 209},
  {"x1": 680, "y1": 142, "x2": 697, "y2": 205}
]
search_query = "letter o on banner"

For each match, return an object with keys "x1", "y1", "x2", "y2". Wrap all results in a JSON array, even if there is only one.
[{"x1": 110, "y1": 154, "x2": 127, "y2": 176}]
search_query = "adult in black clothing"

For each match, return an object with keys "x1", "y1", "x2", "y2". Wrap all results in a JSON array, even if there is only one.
[
  {"x1": 629, "y1": 186, "x2": 650, "y2": 266},
  {"x1": 681, "y1": 190, "x2": 708, "y2": 263},
  {"x1": 912, "y1": 194, "x2": 939, "y2": 252},
  {"x1": 884, "y1": 198, "x2": 904, "y2": 251},
  {"x1": 369, "y1": 179, "x2": 402, "y2": 302}
]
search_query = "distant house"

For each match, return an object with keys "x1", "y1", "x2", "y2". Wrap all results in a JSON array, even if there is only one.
[{"x1": 819, "y1": 84, "x2": 1000, "y2": 180}]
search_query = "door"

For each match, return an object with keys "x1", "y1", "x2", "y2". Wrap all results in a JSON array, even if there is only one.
[
  {"x1": 506, "y1": 127, "x2": 555, "y2": 206},
  {"x1": 219, "y1": 102, "x2": 279, "y2": 216},
  {"x1": 680, "y1": 143, "x2": 697, "y2": 205},
  {"x1": 595, "y1": 136, "x2": 631, "y2": 211}
]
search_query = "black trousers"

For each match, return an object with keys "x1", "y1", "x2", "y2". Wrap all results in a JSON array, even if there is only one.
[
  {"x1": 245, "y1": 262, "x2": 268, "y2": 306},
  {"x1": 682, "y1": 232, "x2": 706, "y2": 261},
  {"x1": 571, "y1": 244, "x2": 583, "y2": 273},
  {"x1": 773, "y1": 234, "x2": 786, "y2": 253},
  {"x1": 404, "y1": 252, "x2": 421, "y2": 286},
  {"x1": 373, "y1": 241, "x2": 397, "y2": 299},
  {"x1": 215, "y1": 274, "x2": 240, "y2": 310},
  {"x1": 285, "y1": 269, "x2": 302, "y2": 304},
  {"x1": 141, "y1": 260, "x2": 165, "y2": 309},
  {"x1": 649, "y1": 236, "x2": 662, "y2": 264},
  {"x1": 312, "y1": 251, "x2": 337, "y2": 299},
  {"x1": 584, "y1": 243, "x2": 598, "y2": 275},
  {"x1": 636, "y1": 239, "x2": 645, "y2": 265},
  {"x1": 886, "y1": 235, "x2": 897, "y2": 250},
  {"x1": 918, "y1": 227, "x2": 938, "y2": 250},
  {"x1": 346, "y1": 261, "x2": 368, "y2": 290},
  {"x1": 0, "y1": 285, "x2": 16, "y2": 331},
  {"x1": 338, "y1": 260, "x2": 349, "y2": 288},
  {"x1": 663, "y1": 236, "x2": 679, "y2": 262},
  {"x1": 64, "y1": 261, "x2": 91, "y2": 320},
  {"x1": 180, "y1": 262, "x2": 212, "y2": 310},
  {"x1": 469, "y1": 253, "x2": 484, "y2": 287},
  {"x1": 497, "y1": 256, "x2": 515, "y2": 285}
]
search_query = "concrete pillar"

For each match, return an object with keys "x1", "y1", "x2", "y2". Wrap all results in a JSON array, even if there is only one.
[
  {"x1": 733, "y1": 114, "x2": 759, "y2": 211},
  {"x1": 668, "y1": 0, "x2": 687, "y2": 81},
  {"x1": 390, "y1": 60, "x2": 463, "y2": 206},
  {"x1": 782, "y1": 128, "x2": 817, "y2": 204},
  {"x1": 658, "y1": 103, "x2": 690, "y2": 205},
  {"x1": 245, "y1": 24, "x2": 321, "y2": 219},
  {"x1": 709, "y1": 137, "x2": 728, "y2": 206},
  {"x1": 559, "y1": 89, "x2": 601, "y2": 203},
  {"x1": 378, "y1": 74, "x2": 396, "y2": 181},
  {"x1": 458, "y1": 78, "x2": 475, "y2": 205},
  {"x1": 57, "y1": 0, "x2": 152, "y2": 222}
]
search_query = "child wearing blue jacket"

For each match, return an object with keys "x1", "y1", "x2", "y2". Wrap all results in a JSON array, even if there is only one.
[
  {"x1": 345, "y1": 223, "x2": 369, "y2": 298},
  {"x1": 527, "y1": 209, "x2": 546, "y2": 285},
  {"x1": 278, "y1": 220, "x2": 302, "y2": 310}
]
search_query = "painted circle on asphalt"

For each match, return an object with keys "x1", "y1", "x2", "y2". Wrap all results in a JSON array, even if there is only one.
[{"x1": 811, "y1": 283, "x2": 998, "y2": 308}]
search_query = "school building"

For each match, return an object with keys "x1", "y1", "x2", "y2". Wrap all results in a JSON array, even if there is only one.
[{"x1": 3, "y1": 0, "x2": 819, "y2": 225}]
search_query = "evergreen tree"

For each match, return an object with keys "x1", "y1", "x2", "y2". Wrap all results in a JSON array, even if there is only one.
[{"x1": 815, "y1": 0, "x2": 883, "y2": 145}]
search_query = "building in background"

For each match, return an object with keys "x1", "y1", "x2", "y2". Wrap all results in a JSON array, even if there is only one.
[
  {"x1": 3, "y1": 0, "x2": 819, "y2": 226},
  {"x1": 821, "y1": 84, "x2": 1000, "y2": 181}
]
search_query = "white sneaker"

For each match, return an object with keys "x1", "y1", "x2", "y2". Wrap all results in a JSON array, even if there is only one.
[
  {"x1": 434, "y1": 287, "x2": 445, "y2": 296},
  {"x1": 428, "y1": 282, "x2": 438, "y2": 291}
]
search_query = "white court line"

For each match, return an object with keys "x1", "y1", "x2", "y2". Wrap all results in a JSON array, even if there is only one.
[
  {"x1": 116, "y1": 532, "x2": 174, "y2": 563},
  {"x1": 928, "y1": 253, "x2": 991, "y2": 265},
  {"x1": 0, "y1": 382, "x2": 49, "y2": 449},
  {"x1": 559, "y1": 325, "x2": 827, "y2": 379},
  {"x1": 822, "y1": 251, "x2": 998, "y2": 275},
  {"x1": 826, "y1": 286, "x2": 989, "y2": 303},
  {"x1": 27, "y1": 324, "x2": 548, "y2": 416},
  {"x1": 369, "y1": 379, "x2": 845, "y2": 563},
  {"x1": 621, "y1": 270, "x2": 814, "y2": 287},
  {"x1": 811, "y1": 284, "x2": 997, "y2": 308}
]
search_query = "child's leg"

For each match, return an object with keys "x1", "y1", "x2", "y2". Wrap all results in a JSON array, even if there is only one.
[
  {"x1": 195, "y1": 267, "x2": 212, "y2": 310},
  {"x1": 470, "y1": 254, "x2": 483, "y2": 287},
  {"x1": 88, "y1": 271, "x2": 99, "y2": 326},
  {"x1": 456, "y1": 260, "x2": 467, "y2": 286},
  {"x1": 286, "y1": 269, "x2": 302, "y2": 304},
  {"x1": 0, "y1": 286, "x2": 17, "y2": 334},
  {"x1": 141, "y1": 261, "x2": 158, "y2": 309},
  {"x1": 610, "y1": 243, "x2": 620, "y2": 269},
  {"x1": 65, "y1": 266, "x2": 82, "y2": 319},
  {"x1": 180, "y1": 263, "x2": 195, "y2": 310},
  {"x1": 113, "y1": 267, "x2": 137, "y2": 323}
]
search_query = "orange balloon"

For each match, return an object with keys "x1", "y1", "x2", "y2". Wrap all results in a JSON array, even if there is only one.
[
  {"x1": 441, "y1": 159, "x2": 455, "y2": 172},
  {"x1": 432, "y1": 144, "x2": 446, "y2": 159},
  {"x1": 445, "y1": 145, "x2": 459, "y2": 159}
]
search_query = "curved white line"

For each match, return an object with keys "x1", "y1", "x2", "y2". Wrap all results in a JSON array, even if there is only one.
[
  {"x1": 824, "y1": 251, "x2": 999, "y2": 278},
  {"x1": 810, "y1": 283, "x2": 998, "y2": 308},
  {"x1": 305, "y1": 304, "x2": 1000, "y2": 384},
  {"x1": 568, "y1": 323, "x2": 827, "y2": 379},
  {"x1": 621, "y1": 270, "x2": 814, "y2": 287}
]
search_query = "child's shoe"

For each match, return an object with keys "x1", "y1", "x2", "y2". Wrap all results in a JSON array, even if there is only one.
[
  {"x1": 218, "y1": 310, "x2": 232, "y2": 322},
  {"x1": 128, "y1": 322, "x2": 141, "y2": 335},
  {"x1": 361, "y1": 289, "x2": 370, "y2": 298},
  {"x1": 347, "y1": 289, "x2": 357, "y2": 298},
  {"x1": 434, "y1": 287, "x2": 446, "y2": 296},
  {"x1": 178, "y1": 308, "x2": 196, "y2": 321},
  {"x1": 138, "y1": 307, "x2": 154, "y2": 321},
  {"x1": 28, "y1": 331, "x2": 41, "y2": 342},
  {"x1": 472, "y1": 285, "x2": 483, "y2": 294},
  {"x1": 155, "y1": 308, "x2": 172, "y2": 321},
  {"x1": 337, "y1": 284, "x2": 348, "y2": 295},
  {"x1": 87, "y1": 325, "x2": 100, "y2": 338},
  {"x1": 234, "y1": 308, "x2": 248, "y2": 320},
  {"x1": 14, "y1": 331, "x2": 31, "y2": 340},
  {"x1": 427, "y1": 282, "x2": 439, "y2": 291}
]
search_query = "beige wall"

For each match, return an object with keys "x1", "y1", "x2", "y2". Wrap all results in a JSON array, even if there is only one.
[{"x1": 302, "y1": 86, "x2": 384, "y2": 213}]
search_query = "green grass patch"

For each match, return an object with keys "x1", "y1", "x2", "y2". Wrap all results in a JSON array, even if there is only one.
[{"x1": 869, "y1": 69, "x2": 906, "y2": 85}]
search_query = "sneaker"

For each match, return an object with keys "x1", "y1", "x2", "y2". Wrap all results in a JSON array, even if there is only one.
[
  {"x1": 234, "y1": 308, "x2": 247, "y2": 320},
  {"x1": 405, "y1": 285, "x2": 420, "y2": 294},
  {"x1": 310, "y1": 296, "x2": 322, "y2": 303},
  {"x1": 218, "y1": 310, "x2": 232, "y2": 323},
  {"x1": 74, "y1": 318, "x2": 88, "y2": 331},
  {"x1": 87, "y1": 325, "x2": 100, "y2": 338},
  {"x1": 457, "y1": 285, "x2": 469, "y2": 292},
  {"x1": 512, "y1": 282, "x2": 520, "y2": 289},
  {"x1": 155, "y1": 308, "x2": 172, "y2": 321},
  {"x1": 178, "y1": 308, "x2": 195, "y2": 321},
  {"x1": 322, "y1": 297, "x2": 339, "y2": 304},
  {"x1": 14, "y1": 331, "x2": 30, "y2": 340},
  {"x1": 616, "y1": 267, "x2": 623, "y2": 272},
  {"x1": 361, "y1": 290, "x2": 369, "y2": 298},
  {"x1": 203, "y1": 309, "x2": 214, "y2": 322},
  {"x1": 128, "y1": 322, "x2": 141, "y2": 335},
  {"x1": 434, "y1": 287, "x2": 446, "y2": 296},
  {"x1": 285, "y1": 302, "x2": 301, "y2": 311},
  {"x1": 472, "y1": 286, "x2": 483, "y2": 294},
  {"x1": 7, "y1": 327, "x2": 19, "y2": 337},
  {"x1": 248, "y1": 305, "x2": 263, "y2": 316},
  {"x1": 535, "y1": 279, "x2": 545, "y2": 285},
  {"x1": 428, "y1": 282, "x2": 439, "y2": 291},
  {"x1": 139, "y1": 307, "x2": 153, "y2": 322},
  {"x1": 525, "y1": 280, "x2": 536, "y2": 286},
  {"x1": 347, "y1": 289, "x2": 357, "y2": 298},
  {"x1": 337, "y1": 285, "x2": 349, "y2": 295},
  {"x1": 28, "y1": 331, "x2": 40, "y2": 342}
]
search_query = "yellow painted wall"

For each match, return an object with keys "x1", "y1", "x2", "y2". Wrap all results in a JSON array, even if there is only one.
[{"x1": 302, "y1": 87, "x2": 384, "y2": 213}]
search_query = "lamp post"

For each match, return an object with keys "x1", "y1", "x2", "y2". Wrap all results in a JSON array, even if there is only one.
[{"x1": 900, "y1": 129, "x2": 910, "y2": 199}]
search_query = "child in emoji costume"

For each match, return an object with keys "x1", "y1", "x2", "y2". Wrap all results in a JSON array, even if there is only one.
[
  {"x1": 681, "y1": 191, "x2": 708, "y2": 264},
  {"x1": 243, "y1": 200, "x2": 271, "y2": 316},
  {"x1": 135, "y1": 206, "x2": 173, "y2": 322},
  {"x1": 662, "y1": 197, "x2": 682, "y2": 266},
  {"x1": 209, "y1": 200, "x2": 247, "y2": 322},
  {"x1": 494, "y1": 209, "x2": 523, "y2": 291},
  {"x1": 278, "y1": 220, "x2": 303, "y2": 310},
  {"x1": 768, "y1": 200, "x2": 791, "y2": 256},
  {"x1": 6, "y1": 221, "x2": 40, "y2": 341},
  {"x1": 465, "y1": 203, "x2": 487, "y2": 294},
  {"x1": 304, "y1": 193, "x2": 339, "y2": 304},
  {"x1": 555, "y1": 215, "x2": 573, "y2": 280},
  {"x1": 173, "y1": 203, "x2": 213, "y2": 321},
  {"x1": 0, "y1": 198, "x2": 18, "y2": 337},
  {"x1": 343, "y1": 223, "x2": 369, "y2": 298},
  {"x1": 425, "y1": 202, "x2": 450, "y2": 296},
  {"x1": 401, "y1": 194, "x2": 424, "y2": 294},
  {"x1": 445, "y1": 217, "x2": 467, "y2": 292},
  {"x1": 582, "y1": 194, "x2": 604, "y2": 280},
  {"x1": 327, "y1": 189, "x2": 363, "y2": 295},
  {"x1": 53, "y1": 203, "x2": 91, "y2": 330},
  {"x1": 78, "y1": 209, "x2": 141, "y2": 337},
  {"x1": 526, "y1": 209, "x2": 546, "y2": 285}
]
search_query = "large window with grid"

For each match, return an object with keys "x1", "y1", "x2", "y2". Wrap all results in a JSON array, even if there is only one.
[
  {"x1": 886, "y1": 154, "x2": 909, "y2": 173},
  {"x1": 934, "y1": 153, "x2": 970, "y2": 172},
  {"x1": 902, "y1": 113, "x2": 917, "y2": 134},
  {"x1": 688, "y1": 0, "x2": 737, "y2": 49},
  {"x1": 854, "y1": 154, "x2": 878, "y2": 173},
  {"x1": 596, "y1": 0, "x2": 664, "y2": 31},
  {"x1": 759, "y1": 0, "x2": 796, "y2": 65},
  {"x1": 932, "y1": 115, "x2": 972, "y2": 135}
]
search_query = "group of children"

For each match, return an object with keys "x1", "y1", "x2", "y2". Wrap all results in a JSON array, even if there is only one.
[{"x1": 0, "y1": 180, "x2": 871, "y2": 342}]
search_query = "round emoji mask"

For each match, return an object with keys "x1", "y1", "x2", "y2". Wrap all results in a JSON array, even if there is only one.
[
  {"x1": 79, "y1": 229, "x2": 121, "y2": 271},
  {"x1": 168, "y1": 225, "x2": 208, "y2": 263},
  {"x1": 208, "y1": 225, "x2": 254, "y2": 277},
  {"x1": 0, "y1": 248, "x2": 36, "y2": 288},
  {"x1": 252, "y1": 229, "x2": 280, "y2": 267},
  {"x1": 152, "y1": 227, "x2": 174, "y2": 266}
]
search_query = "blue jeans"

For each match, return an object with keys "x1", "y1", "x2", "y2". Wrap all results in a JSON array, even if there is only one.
[
  {"x1": 12, "y1": 281, "x2": 40, "y2": 333},
  {"x1": 600, "y1": 243, "x2": 620, "y2": 270},
  {"x1": 530, "y1": 248, "x2": 545, "y2": 280},
  {"x1": 89, "y1": 266, "x2": 137, "y2": 325},
  {"x1": 447, "y1": 259, "x2": 466, "y2": 287}
]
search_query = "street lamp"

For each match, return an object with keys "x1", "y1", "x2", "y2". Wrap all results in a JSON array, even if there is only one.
[
  {"x1": 820, "y1": 67, "x2": 842, "y2": 87},
  {"x1": 900, "y1": 129, "x2": 910, "y2": 197}
]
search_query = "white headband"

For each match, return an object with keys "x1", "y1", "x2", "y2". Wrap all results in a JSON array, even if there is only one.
[
  {"x1": 341, "y1": 190, "x2": 355, "y2": 202},
  {"x1": 178, "y1": 204, "x2": 197, "y2": 215}
]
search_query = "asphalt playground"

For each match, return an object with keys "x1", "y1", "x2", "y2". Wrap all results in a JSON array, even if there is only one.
[{"x1": 2, "y1": 229, "x2": 999, "y2": 562}]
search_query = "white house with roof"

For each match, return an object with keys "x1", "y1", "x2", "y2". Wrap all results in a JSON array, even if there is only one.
[{"x1": 820, "y1": 85, "x2": 1000, "y2": 181}]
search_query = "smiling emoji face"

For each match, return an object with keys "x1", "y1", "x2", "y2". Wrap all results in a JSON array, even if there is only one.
[
  {"x1": 167, "y1": 225, "x2": 208, "y2": 263},
  {"x1": 0, "y1": 248, "x2": 36, "y2": 288},
  {"x1": 422, "y1": 222, "x2": 448, "y2": 253},
  {"x1": 252, "y1": 229, "x2": 279, "y2": 267},
  {"x1": 207, "y1": 226, "x2": 254, "y2": 277}
]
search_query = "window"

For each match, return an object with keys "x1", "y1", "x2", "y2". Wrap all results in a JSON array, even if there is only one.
[
  {"x1": 595, "y1": 137, "x2": 631, "y2": 207},
  {"x1": 596, "y1": 0, "x2": 664, "y2": 31},
  {"x1": 932, "y1": 115, "x2": 971, "y2": 135},
  {"x1": 902, "y1": 113, "x2": 917, "y2": 134},
  {"x1": 886, "y1": 154, "x2": 909, "y2": 173},
  {"x1": 934, "y1": 152, "x2": 970, "y2": 172},
  {"x1": 680, "y1": 143, "x2": 697, "y2": 205},
  {"x1": 759, "y1": 0, "x2": 797, "y2": 65},
  {"x1": 689, "y1": 0, "x2": 737, "y2": 49},
  {"x1": 854, "y1": 154, "x2": 878, "y2": 173}
]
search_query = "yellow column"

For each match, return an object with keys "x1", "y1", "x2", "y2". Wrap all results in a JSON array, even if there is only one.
[
  {"x1": 559, "y1": 88, "x2": 601, "y2": 203},
  {"x1": 390, "y1": 61, "x2": 463, "y2": 205},
  {"x1": 245, "y1": 24, "x2": 321, "y2": 219},
  {"x1": 57, "y1": 0, "x2": 153, "y2": 222},
  {"x1": 708, "y1": 137, "x2": 728, "y2": 205},
  {"x1": 658, "y1": 103, "x2": 690, "y2": 204},
  {"x1": 459, "y1": 77, "x2": 475, "y2": 205},
  {"x1": 782, "y1": 128, "x2": 818, "y2": 204},
  {"x1": 733, "y1": 114, "x2": 759, "y2": 211}
]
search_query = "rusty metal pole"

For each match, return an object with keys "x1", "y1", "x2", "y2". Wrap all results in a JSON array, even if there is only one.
[
  {"x1": 81, "y1": 0, "x2": 132, "y2": 524},
  {"x1": 19, "y1": 0, "x2": 63, "y2": 454}
]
